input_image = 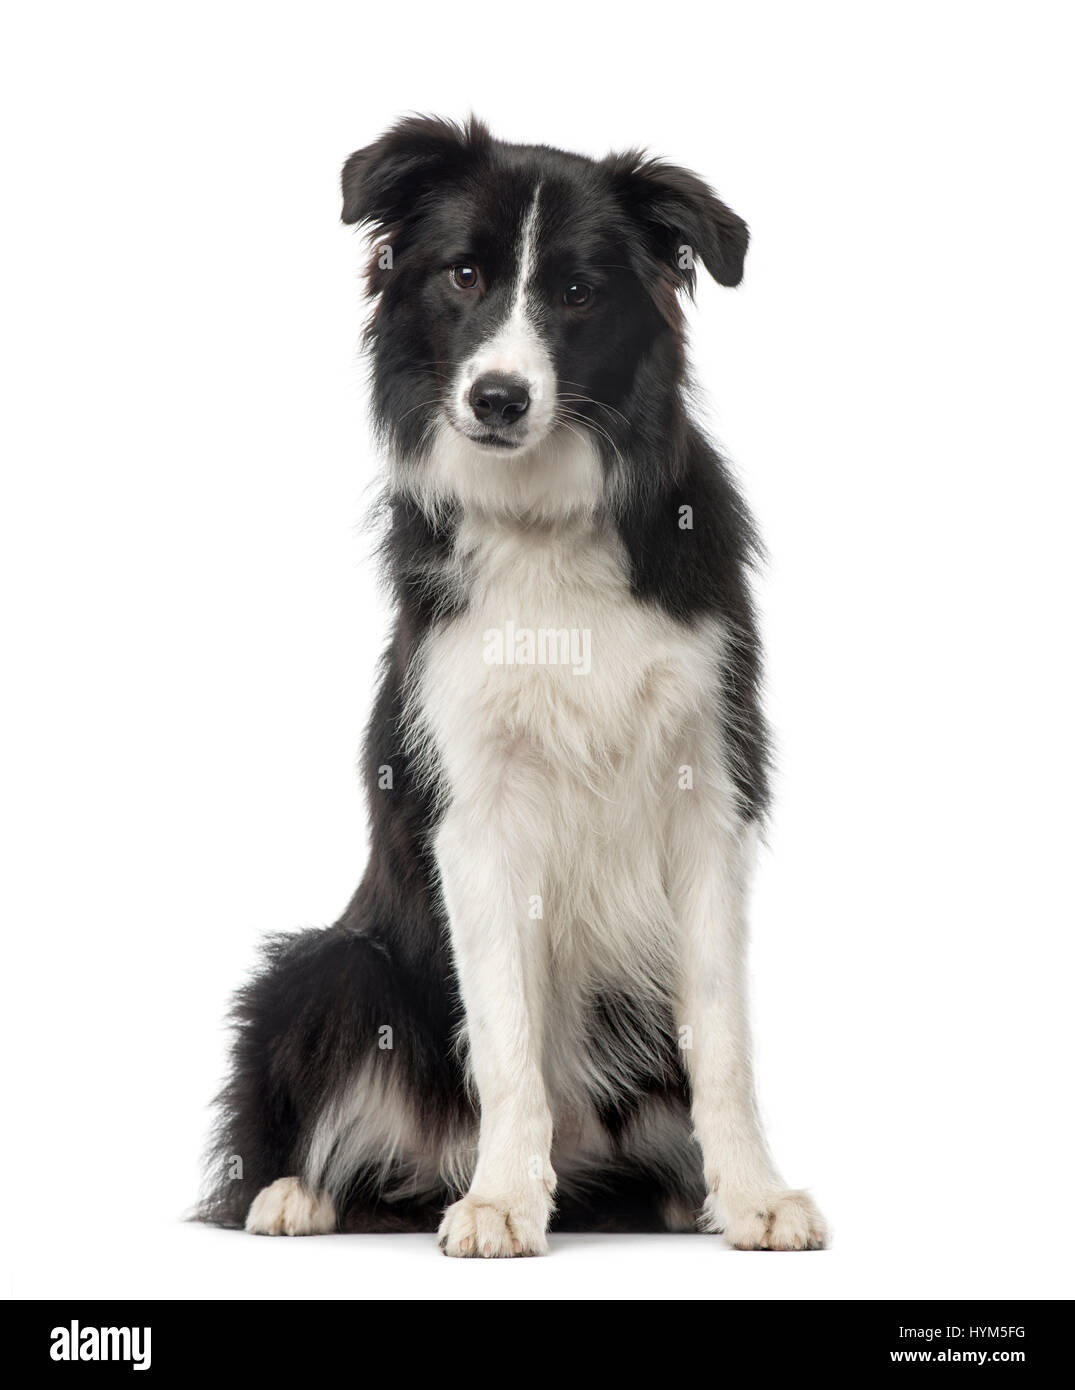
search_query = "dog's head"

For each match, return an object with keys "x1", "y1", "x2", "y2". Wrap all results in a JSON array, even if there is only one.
[{"x1": 342, "y1": 116, "x2": 747, "y2": 512}]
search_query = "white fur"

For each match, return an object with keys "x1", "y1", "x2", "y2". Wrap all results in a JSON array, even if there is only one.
[
  {"x1": 302, "y1": 1057, "x2": 472, "y2": 1204},
  {"x1": 396, "y1": 418, "x2": 604, "y2": 523},
  {"x1": 245, "y1": 1176, "x2": 336, "y2": 1236},
  {"x1": 666, "y1": 767, "x2": 827, "y2": 1249},
  {"x1": 401, "y1": 429, "x2": 821, "y2": 1254}
]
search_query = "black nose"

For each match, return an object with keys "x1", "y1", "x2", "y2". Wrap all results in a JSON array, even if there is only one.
[{"x1": 469, "y1": 373, "x2": 530, "y2": 425}]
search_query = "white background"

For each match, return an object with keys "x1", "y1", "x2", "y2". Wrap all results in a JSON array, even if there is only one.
[{"x1": 3, "y1": 1, "x2": 1073, "y2": 1301}]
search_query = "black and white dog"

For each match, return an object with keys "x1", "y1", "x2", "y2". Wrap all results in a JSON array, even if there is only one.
[{"x1": 199, "y1": 116, "x2": 826, "y2": 1254}]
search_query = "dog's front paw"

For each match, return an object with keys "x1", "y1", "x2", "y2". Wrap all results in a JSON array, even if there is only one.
[
  {"x1": 702, "y1": 1188, "x2": 828, "y2": 1250},
  {"x1": 438, "y1": 1191, "x2": 551, "y2": 1258}
]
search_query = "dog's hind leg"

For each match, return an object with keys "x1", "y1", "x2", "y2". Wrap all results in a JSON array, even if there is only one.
[{"x1": 198, "y1": 920, "x2": 468, "y2": 1233}]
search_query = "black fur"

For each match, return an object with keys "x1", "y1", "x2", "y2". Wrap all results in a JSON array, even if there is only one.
[{"x1": 198, "y1": 116, "x2": 767, "y2": 1234}]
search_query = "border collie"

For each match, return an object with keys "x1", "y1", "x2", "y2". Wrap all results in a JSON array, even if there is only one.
[{"x1": 198, "y1": 116, "x2": 827, "y2": 1255}]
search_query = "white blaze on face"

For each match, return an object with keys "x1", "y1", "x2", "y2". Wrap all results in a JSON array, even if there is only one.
[{"x1": 452, "y1": 184, "x2": 556, "y2": 448}]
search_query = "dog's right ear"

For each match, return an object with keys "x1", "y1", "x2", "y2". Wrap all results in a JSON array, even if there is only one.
[{"x1": 341, "y1": 114, "x2": 489, "y2": 228}]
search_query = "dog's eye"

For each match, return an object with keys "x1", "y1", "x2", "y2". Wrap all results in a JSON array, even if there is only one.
[
  {"x1": 563, "y1": 283, "x2": 593, "y2": 307},
  {"x1": 450, "y1": 265, "x2": 479, "y2": 290}
]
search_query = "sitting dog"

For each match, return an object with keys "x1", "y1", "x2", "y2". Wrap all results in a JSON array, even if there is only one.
[{"x1": 199, "y1": 116, "x2": 827, "y2": 1255}]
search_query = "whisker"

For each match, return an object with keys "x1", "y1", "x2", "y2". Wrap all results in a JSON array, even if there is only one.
[
  {"x1": 395, "y1": 397, "x2": 446, "y2": 425},
  {"x1": 556, "y1": 384, "x2": 632, "y2": 428},
  {"x1": 554, "y1": 407, "x2": 629, "y2": 476}
]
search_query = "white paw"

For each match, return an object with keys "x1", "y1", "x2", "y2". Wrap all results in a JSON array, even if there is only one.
[
  {"x1": 244, "y1": 1176, "x2": 336, "y2": 1236},
  {"x1": 438, "y1": 1191, "x2": 550, "y2": 1258},
  {"x1": 703, "y1": 1188, "x2": 828, "y2": 1250}
]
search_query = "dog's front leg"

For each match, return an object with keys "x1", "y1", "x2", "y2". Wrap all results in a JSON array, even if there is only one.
[
  {"x1": 669, "y1": 815, "x2": 828, "y2": 1250},
  {"x1": 434, "y1": 786, "x2": 555, "y2": 1258}
]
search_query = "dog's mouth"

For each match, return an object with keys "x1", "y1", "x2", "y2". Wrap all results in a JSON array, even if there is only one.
[
  {"x1": 447, "y1": 417, "x2": 527, "y2": 452},
  {"x1": 471, "y1": 431, "x2": 523, "y2": 450}
]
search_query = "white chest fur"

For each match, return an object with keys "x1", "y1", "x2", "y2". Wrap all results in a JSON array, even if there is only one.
[
  {"x1": 416, "y1": 510, "x2": 726, "y2": 789},
  {"x1": 414, "y1": 509, "x2": 739, "y2": 923}
]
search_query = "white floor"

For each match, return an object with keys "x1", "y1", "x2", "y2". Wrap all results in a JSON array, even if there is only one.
[{"x1": 6, "y1": 1211, "x2": 1066, "y2": 1302}]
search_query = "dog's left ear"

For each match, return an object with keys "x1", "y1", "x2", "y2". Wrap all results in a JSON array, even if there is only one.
[
  {"x1": 605, "y1": 153, "x2": 749, "y2": 289},
  {"x1": 341, "y1": 113, "x2": 489, "y2": 228}
]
